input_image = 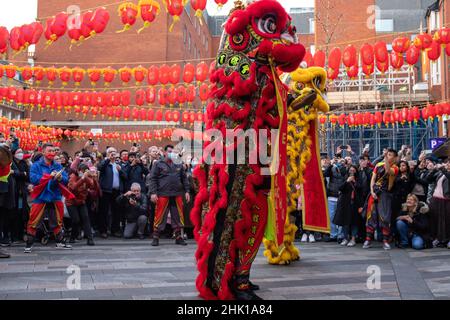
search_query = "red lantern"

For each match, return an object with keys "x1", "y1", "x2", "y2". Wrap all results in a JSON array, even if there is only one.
[
  {"x1": 346, "y1": 64, "x2": 358, "y2": 79},
  {"x1": 374, "y1": 41, "x2": 388, "y2": 64},
  {"x1": 45, "y1": 66, "x2": 57, "y2": 86},
  {"x1": 88, "y1": 68, "x2": 102, "y2": 86},
  {"x1": 71, "y1": 67, "x2": 84, "y2": 86},
  {"x1": 405, "y1": 45, "x2": 420, "y2": 66},
  {"x1": 319, "y1": 115, "x2": 326, "y2": 125},
  {"x1": 407, "y1": 108, "x2": 414, "y2": 124},
  {"x1": 392, "y1": 37, "x2": 410, "y2": 56},
  {"x1": 146, "y1": 87, "x2": 156, "y2": 104},
  {"x1": 164, "y1": 110, "x2": 173, "y2": 122},
  {"x1": 190, "y1": 0, "x2": 207, "y2": 24},
  {"x1": 133, "y1": 65, "x2": 147, "y2": 85},
  {"x1": 169, "y1": 64, "x2": 181, "y2": 86},
  {"x1": 186, "y1": 84, "x2": 195, "y2": 105},
  {"x1": 158, "y1": 88, "x2": 167, "y2": 106},
  {"x1": 338, "y1": 114, "x2": 346, "y2": 127},
  {"x1": 119, "y1": 67, "x2": 132, "y2": 85},
  {"x1": 427, "y1": 104, "x2": 436, "y2": 121},
  {"x1": 393, "y1": 109, "x2": 401, "y2": 124},
  {"x1": 45, "y1": 12, "x2": 68, "y2": 45},
  {"x1": 421, "y1": 107, "x2": 428, "y2": 121},
  {"x1": 103, "y1": 67, "x2": 116, "y2": 86},
  {"x1": 9, "y1": 27, "x2": 21, "y2": 52},
  {"x1": 427, "y1": 40, "x2": 441, "y2": 61},
  {"x1": 434, "y1": 27, "x2": 450, "y2": 47},
  {"x1": 147, "y1": 108, "x2": 155, "y2": 120},
  {"x1": 182, "y1": 111, "x2": 189, "y2": 123},
  {"x1": 313, "y1": 50, "x2": 326, "y2": 67},
  {"x1": 362, "y1": 63, "x2": 374, "y2": 77},
  {"x1": 21, "y1": 66, "x2": 33, "y2": 82},
  {"x1": 390, "y1": 50, "x2": 404, "y2": 70},
  {"x1": 155, "y1": 109, "x2": 163, "y2": 121},
  {"x1": 121, "y1": 91, "x2": 131, "y2": 106},
  {"x1": 195, "y1": 62, "x2": 209, "y2": 83},
  {"x1": 214, "y1": 0, "x2": 228, "y2": 7},
  {"x1": 176, "y1": 85, "x2": 186, "y2": 104},
  {"x1": 138, "y1": 0, "x2": 160, "y2": 33},
  {"x1": 135, "y1": 89, "x2": 146, "y2": 106},
  {"x1": 303, "y1": 50, "x2": 313, "y2": 67},
  {"x1": 183, "y1": 63, "x2": 195, "y2": 83},
  {"x1": 383, "y1": 110, "x2": 392, "y2": 127},
  {"x1": 199, "y1": 83, "x2": 209, "y2": 103},
  {"x1": 414, "y1": 33, "x2": 433, "y2": 50},
  {"x1": 327, "y1": 47, "x2": 341, "y2": 80},
  {"x1": 90, "y1": 7, "x2": 110, "y2": 37},
  {"x1": 132, "y1": 107, "x2": 140, "y2": 121},
  {"x1": 167, "y1": 86, "x2": 177, "y2": 106},
  {"x1": 360, "y1": 43, "x2": 374, "y2": 66},
  {"x1": 0, "y1": 26, "x2": 8, "y2": 54},
  {"x1": 159, "y1": 64, "x2": 170, "y2": 86},
  {"x1": 117, "y1": 2, "x2": 139, "y2": 33},
  {"x1": 165, "y1": 0, "x2": 185, "y2": 32},
  {"x1": 343, "y1": 45, "x2": 357, "y2": 68},
  {"x1": 147, "y1": 65, "x2": 159, "y2": 86}
]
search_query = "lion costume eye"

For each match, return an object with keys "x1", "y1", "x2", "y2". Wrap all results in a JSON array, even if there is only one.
[
  {"x1": 257, "y1": 15, "x2": 277, "y2": 34},
  {"x1": 295, "y1": 82, "x2": 305, "y2": 91}
]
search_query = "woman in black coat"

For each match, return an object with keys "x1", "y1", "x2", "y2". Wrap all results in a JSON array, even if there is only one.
[
  {"x1": 333, "y1": 165, "x2": 363, "y2": 247},
  {"x1": 391, "y1": 160, "x2": 415, "y2": 233},
  {"x1": 12, "y1": 148, "x2": 30, "y2": 242}
]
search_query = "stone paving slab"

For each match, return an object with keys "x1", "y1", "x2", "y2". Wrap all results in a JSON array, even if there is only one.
[{"x1": 1, "y1": 239, "x2": 450, "y2": 300}]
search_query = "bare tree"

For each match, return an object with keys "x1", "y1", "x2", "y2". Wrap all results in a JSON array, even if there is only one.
[{"x1": 315, "y1": 0, "x2": 345, "y2": 57}]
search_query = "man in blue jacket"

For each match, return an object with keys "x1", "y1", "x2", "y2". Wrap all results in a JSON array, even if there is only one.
[{"x1": 25, "y1": 143, "x2": 72, "y2": 253}]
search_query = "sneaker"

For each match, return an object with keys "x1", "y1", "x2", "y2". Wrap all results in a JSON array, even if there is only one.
[
  {"x1": 0, "y1": 241, "x2": 11, "y2": 247},
  {"x1": 24, "y1": 246, "x2": 32, "y2": 253},
  {"x1": 432, "y1": 239, "x2": 440, "y2": 248},
  {"x1": 340, "y1": 239, "x2": 349, "y2": 246},
  {"x1": 347, "y1": 239, "x2": 356, "y2": 247},
  {"x1": 301, "y1": 234, "x2": 308, "y2": 242},
  {"x1": 56, "y1": 242, "x2": 72, "y2": 250},
  {"x1": 308, "y1": 234, "x2": 316, "y2": 243},
  {"x1": 362, "y1": 240, "x2": 372, "y2": 249},
  {"x1": 382, "y1": 241, "x2": 391, "y2": 250},
  {"x1": 0, "y1": 250, "x2": 10, "y2": 258},
  {"x1": 151, "y1": 238, "x2": 159, "y2": 246},
  {"x1": 175, "y1": 238, "x2": 187, "y2": 246}
]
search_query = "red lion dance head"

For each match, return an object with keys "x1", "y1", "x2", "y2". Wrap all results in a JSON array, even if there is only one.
[{"x1": 223, "y1": 0, "x2": 305, "y2": 72}]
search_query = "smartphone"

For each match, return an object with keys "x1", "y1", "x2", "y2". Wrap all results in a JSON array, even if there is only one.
[{"x1": 364, "y1": 144, "x2": 370, "y2": 150}]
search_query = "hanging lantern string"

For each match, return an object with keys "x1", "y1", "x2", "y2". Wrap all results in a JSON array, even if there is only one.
[
  {"x1": 28, "y1": 82, "x2": 210, "y2": 91},
  {"x1": 36, "y1": 0, "x2": 124, "y2": 21},
  {"x1": 8, "y1": 56, "x2": 215, "y2": 67}
]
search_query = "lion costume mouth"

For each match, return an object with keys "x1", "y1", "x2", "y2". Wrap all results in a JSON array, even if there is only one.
[{"x1": 290, "y1": 89, "x2": 318, "y2": 111}]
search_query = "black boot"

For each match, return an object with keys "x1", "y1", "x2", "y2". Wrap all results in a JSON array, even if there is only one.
[
  {"x1": 151, "y1": 237, "x2": 159, "y2": 246},
  {"x1": 249, "y1": 281, "x2": 260, "y2": 291},
  {"x1": 232, "y1": 274, "x2": 263, "y2": 300},
  {"x1": 87, "y1": 237, "x2": 95, "y2": 246},
  {"x1": 175, "y1": 237, "x2": 187, "y2": 245}
]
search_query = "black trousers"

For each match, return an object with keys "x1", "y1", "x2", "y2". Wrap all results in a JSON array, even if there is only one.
[
  {"x1": 98, "y1": 190, "x2": 122, "y2": 234},
  {"x1": 67, "y1": 204, "x2": 93, "y2": 239}
]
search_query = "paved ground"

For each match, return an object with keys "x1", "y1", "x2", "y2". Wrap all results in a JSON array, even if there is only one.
[{"x1": 0, "y1": 239, "x2": 450, "y2": 300}]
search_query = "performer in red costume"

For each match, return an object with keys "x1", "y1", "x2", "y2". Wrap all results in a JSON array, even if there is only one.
[
  {"x1": 191, "y1": 0, "x2": 305, "y2": 300},
  {"x1": 25, "y1": 143, "x2": 74, "y2": 253}
]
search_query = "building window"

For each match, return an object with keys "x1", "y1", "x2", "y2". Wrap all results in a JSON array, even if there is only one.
[
  {"x1": 375, "y1": 19, "x2": 394, "y2": 33},
  {"x1": 309, "y1": 18, "x2": 315, "y2": 34},
  {"x1": 429, "y1": 11, "x2": 440, "y2": 31},
  {"x1": 431, "y1": 57, "x2": 441, "y2": 86}
]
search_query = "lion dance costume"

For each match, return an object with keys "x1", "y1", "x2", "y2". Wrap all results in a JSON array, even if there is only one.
[
  {"x1": 191, "y1": 0, "x2": 307, "y2": 300},
  {"x1": 264, "y1": 66, "x2": 331, "y2": 264}
]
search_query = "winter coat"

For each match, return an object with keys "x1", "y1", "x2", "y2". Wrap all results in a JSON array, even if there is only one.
[
  {"x1": 12, "y1": 158, "x2": 29, "y2": 209},
  {"x1": 116, "y1": 192, "x2": 148, "y2": 223},
  {"x1": 66, "y1": 173, "x2": 97, "y2": 207},
  {"x1": 324, "y1": 164, "x2": 347, "y2": 198},
  {"x1": 125, "y1": 163, "x2": 149, "y2": 192},
  {"x1": 147, "y1": 160, "x2": 190, "y2": 197},
  {"x1": 97, "y1": 158, "x2": 127, "y2": 193},
  {"x1": 398, "y1": 201, "x2": 431, "y2": 247},
  {"x1": 333, "y1": 178, "x2": 364, "y2": 226}
]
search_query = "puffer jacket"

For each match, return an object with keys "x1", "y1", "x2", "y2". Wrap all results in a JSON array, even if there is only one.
[
  {"x1": 324, "y1": 164, "x2": 347, "y2": 198},
  {"x1": 398, "y1": 201, "x2": 431, "y2": 247}
]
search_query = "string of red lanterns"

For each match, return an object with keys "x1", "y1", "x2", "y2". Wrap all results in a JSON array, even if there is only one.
[
  {"x1": 318, "y1": 103, "x2": 450, "y2": 128},
  {"x1": 0, "y1": 61, "x2": 211, "y2": 88},
  {"x1": 306, "y1": 28, "x2": 450, "y2": 80}
]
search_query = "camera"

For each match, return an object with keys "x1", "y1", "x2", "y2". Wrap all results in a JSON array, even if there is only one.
[
  {"x1": 127, "y1": 193, "x2": 137, "y2": 201},
  {"x1": 339, "y1": 145, "x2": 348, "y2": 150}
]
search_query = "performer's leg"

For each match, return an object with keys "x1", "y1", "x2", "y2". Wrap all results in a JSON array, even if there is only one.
[
  {"x1": 379, "y1": 192, "x2": 393, "y2": 243},
  {"x1": 25, "y1": 203, "x2": 47, "y2": 251},
  {"x1": 49, "y1": 201, "x2": 65, "y2": 242},
  {"x1": 153, "y1": 196, "x2": 169, "y2": 239},
  {"x1": 170, "y1": 196, "x2": 186, "y2": 244},
  {"x1": 365, "y1": 196, "x2": 377, "y2": 242},
  {"x1": 233, "y1": 190, "x2": 268, "y2": 297}
]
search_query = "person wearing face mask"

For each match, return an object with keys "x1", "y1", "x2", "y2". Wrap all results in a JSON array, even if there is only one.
[
  {"x1": 148, "y1": 145, "x2": 190, "y2": 246},
  {"x1": 25, "y1": 143, "x2": 73, "y2": 253},
  {"x1": 12, "y1": 149, "x2": 30, "y2": 244},
  {"x1": 66, "y1": 163, "x2": 96, "y2": 246}
]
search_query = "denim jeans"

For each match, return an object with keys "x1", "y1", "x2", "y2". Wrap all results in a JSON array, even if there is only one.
[
  {"x1": 327, "y1": 198, "x2": 343, "y2": 239},
  {"x1": 396, "y1": 220, "x2": 425, "y2": 250},
  {"x1": 343, "y1": 225, "x2": 358, "y2": 239}
]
